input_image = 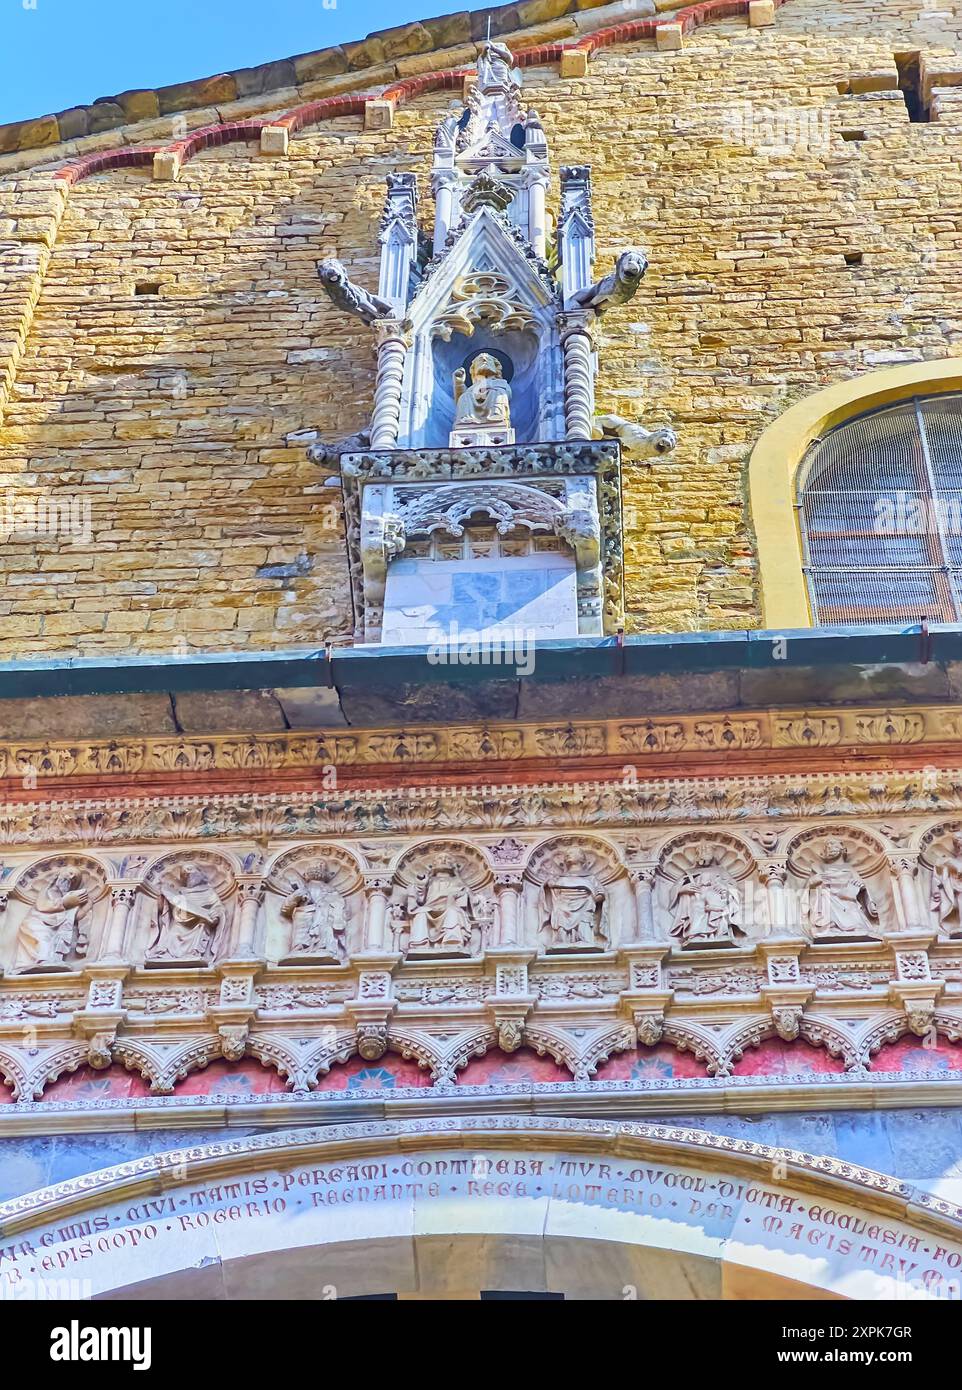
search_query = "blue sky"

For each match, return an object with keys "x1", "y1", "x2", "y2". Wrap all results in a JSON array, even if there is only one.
[{"x1": 0, "y1": 0, "x2": 442, "y2": 124}]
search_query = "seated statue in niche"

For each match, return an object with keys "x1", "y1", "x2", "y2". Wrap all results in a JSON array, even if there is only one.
[
  {"x1": 147, "y1": 862, "x2": 226, "y2": 967},
  {"x1": 280, "y1": 866, "x2": 349, "y2": 963},
  {"x1": 669, "y1": 848, "x2": 746, "y2": 949},
  {"x1": 540, "y1": 848, "x2": 608, "y2": 952},
  {"x1": 14, "y1": 871, "x2": 90, "y2": 973},
  {"x1": 451, "y1": 352, "x2": 513, "y2": 445},
  {"x1": 405, "y1": 857, "x2": 485, "y2": 957},
  {"x1": 806, "y1": 837, "x2": 880, "y2": 941},
  {"x1": 930, "y1": 832, "x2": 962, "y2": 937}
]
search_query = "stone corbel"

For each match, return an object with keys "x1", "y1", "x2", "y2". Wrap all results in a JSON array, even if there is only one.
[
  {"x1": 485, "y1": 957, "x2": 537, "y2": 1052},
  {"x1": 618, "y1": 943, "x2": 673, "y2": 1046},
  {"x1": 73, "y1": 963, "x2": 129, "y2": 1069},
  {"x1": 760, "y1": 985, "x2": 814, "y2": 1041},
  {"x1": 216, "y1": 1024, "x2": 249, "y2": 1062},
  {"x1": 888, "y1": 979, "x2": 944, "y2": 1038},
  {"x1": 757, "y1": 940, "x2": 812, "y2": 1039},
  {"x1": 887, "y1": 932, "x2": 943, "y2": 1036},
  {"x1": 359, "y1": 502, "x2": 407, "y2": 638},
  {"x1": 555, "y1": 479, "x2": 601, "y2": 573},
  {"x1": 208, "y1": 960, "x2": 261, "y2": 1058},
  {"x1": 346, "y1": 969, "x2": 398, "y2": 1060},
  {"x1": 758, "y1": 938, "x2": 804, "y2": 983}
]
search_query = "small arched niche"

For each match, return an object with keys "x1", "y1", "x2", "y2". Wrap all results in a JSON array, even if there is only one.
[{"x1": 428, "y1": 329, "x2": 542, "y2": 447}]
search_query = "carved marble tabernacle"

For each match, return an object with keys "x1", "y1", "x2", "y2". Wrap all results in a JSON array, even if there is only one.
[
  {"x1": 311, "y1": 39, "x2": 673, "y2": 645},
  {"x1": 2, "y1": 786, "x2": 962, "y2": 1099}
]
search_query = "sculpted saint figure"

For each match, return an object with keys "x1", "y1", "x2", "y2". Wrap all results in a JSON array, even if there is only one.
[
  {"x1": 148, "y1": 862, "x2": 226, "y2": 964},
  {"x1": 407, "y1": 858, "x2": 481, "y2": 954},
  {"x1": 807, "y1": 837, "x2": 879, "y2": 939},
  {"x1": 14, "y1": 871, "x2": 90, "y2": 972},
  {"x1": 477, "y1": 39, "x2": 518, "y2": 89},
  {"x1": 281, "y1": 866, "x2": 348, "y2": 960},
  {"x1": 540, "y1": 848, "x2": 607, "y2": 951},
  {"x1": 669, "y1": 848, "x2": 745, "y2": 948},
  {"x1": 453, "y1": 352, "x2": 512, "y2": 429},
  {"x1": 932, "y1": 833, "x2": 962, "y2": 937}
]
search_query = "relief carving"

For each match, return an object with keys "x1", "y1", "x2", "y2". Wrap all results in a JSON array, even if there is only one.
[
  {"x1": 526, "y1": 837, "x2": 626, "y2": 954},
  {"x1": 144, "y1": 859, "x2": 232, "y2": 968},
  {"x1": 922, "y1": 827, "x2": 962, "y2": 939},
  {"x1": 791, "y1": 833, "x2": 883, "y2": 943},
  {"x1": 391, "y1": 844, "x2": 494, "y2": 959},
  {"x1": 9, "y1": 857, "x2": 108, "y2": 975},
  {"x1": 15, "y1": 872, "x2": 91, "y2": 973},
  {"x1": 658, "y1": 836, "x2": 755, "y2": 950},
  {"x1": 267, "y1": 846, "x2": 362, "y2": 963},
  {"x1": 540, "y1": 853, "x2": 607, "y2": 952},
  {"x1": 280, "y1": 867, "x2": 350, "y2": 964}
]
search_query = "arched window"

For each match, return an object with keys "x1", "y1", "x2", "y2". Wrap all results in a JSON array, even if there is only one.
[{"x1": 798, "y1": 394, "x2": 962, "y2": 625}]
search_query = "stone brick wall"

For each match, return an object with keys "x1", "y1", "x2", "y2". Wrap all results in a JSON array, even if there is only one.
[{"x1": 1, "y1": 0, "x2": 961, "y2": 653}]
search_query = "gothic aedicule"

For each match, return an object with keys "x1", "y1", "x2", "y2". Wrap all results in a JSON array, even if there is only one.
[{"x1": 6, "y1": 0, "x2": 962, "y2": 1304}]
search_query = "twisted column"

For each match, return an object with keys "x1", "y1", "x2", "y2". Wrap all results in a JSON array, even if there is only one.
[
  {"x1": 370, "y1": 323, "x2": 410, "y2": 449},
  {"x1": 561, "y1": 316, "x2": 595, "y2": 440}
]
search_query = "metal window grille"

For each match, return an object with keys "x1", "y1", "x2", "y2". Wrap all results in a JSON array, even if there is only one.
[{"x1": 797, "y1": 393, "x2": 962, "y2": 624}]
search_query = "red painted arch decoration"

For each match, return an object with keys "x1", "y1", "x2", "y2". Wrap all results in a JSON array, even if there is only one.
[{"x1": 52, "y1": 1, "x2": 794, "y2": 189}]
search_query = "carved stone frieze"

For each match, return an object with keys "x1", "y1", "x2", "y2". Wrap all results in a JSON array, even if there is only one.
[
  {"x1": 668, "y1": 967, "x2": 766, "y2": 997},
  {"x1": 0, "y1": 991, "x2": 80, "y2": 1021},
  {"x1": 6, "y1": 792, "x2": 962, "y2": 1101},
  {"x1": 9, "y1": 700, "x2": 962, "y2": 789},
  {"x1": 10, "y1": 702, "x2": 962, "y2": 787},
  {"x1": 125, "y1": 987, "x2": 213, "y2": 1015},
  {"x1": 255, "y1": 984, "x2": 342, "y2": 1012}
]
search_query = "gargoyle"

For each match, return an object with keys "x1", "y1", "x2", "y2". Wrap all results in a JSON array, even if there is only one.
[
  {"x1": 317, "y1": 258, "x2": 394, "y2": 325},
  {"x1": 569, "y1": 248, "x2": 648, "y2": 314},
  {"x1": 594, "y1": 414, "x2": 677, "y2": 458},
  {"x1": 308, "y1": 429, "x2": 371, "y2": 468}
]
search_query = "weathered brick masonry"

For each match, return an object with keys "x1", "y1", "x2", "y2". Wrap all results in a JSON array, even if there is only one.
[{"x1": 1, "y1": 0, "x2": 961, "y2": 653}]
